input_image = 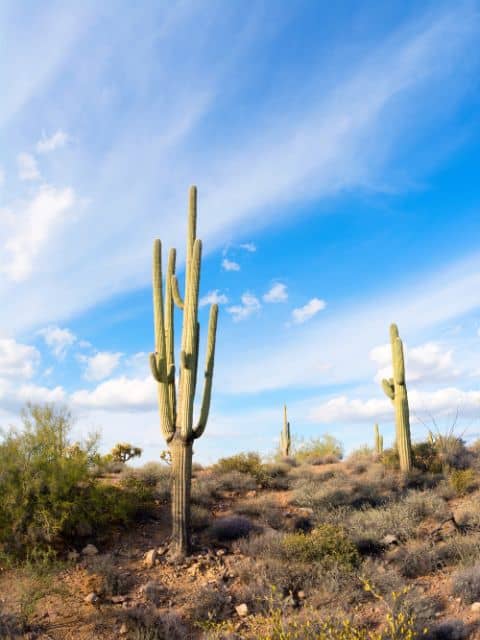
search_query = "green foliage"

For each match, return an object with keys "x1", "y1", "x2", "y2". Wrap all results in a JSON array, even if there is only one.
[
  {"x1": 294, "y1": 434, "x2": 344, "y2": 464},
  {"x1": 281, "y1": 525, "x2": 359, "y2": 569},
  {"x1": 448, "y1": 469, "x2": 476, "y2": 495},
  {"x1": 382, "y1": 447, "x2": 400, "y2": 470},
  {"x1": 110, "y1": 442, "x2": 142, "y2": 463},
  {"x1": 213, "y1": 452, "x2": 270, "y2": 485},
  {"x1": 0, "y1": 403, "x2": 154, "y2": 559}
]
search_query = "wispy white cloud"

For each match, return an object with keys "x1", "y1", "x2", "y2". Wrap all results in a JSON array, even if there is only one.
[
  {"x1": 0, "y1": 338, "x2": 39, "y2": 379},
  {"x1": 222, "y1": 258, "x2": 240, "y2": 272},
  {"x1": 308, "y1": 386, "x2": 480, "y2": 424},
  {"x1": 0, "y1": 3, "x2": 478, "y2": 333},
  {"x1": 36, "y1": 129, "x2": 70, "y2": 153},
  {"x1": 71, "y1": 375, "x2": 156, "y2": 410},
  {"x1": 227, "y1": 292, "x2": 261, "y2": 322},
  {"x1": 1, "y1": 185, "x2": 76, "y2": 282},
  {"x1": 17, "y1": 153, "x2": 40, "y2": 181},
  {"x1": 38, "y1": 326, "x2": 76, "y2": 359},
  {"x1": 79, "y1": 351, "x2": 123, "y2": 381},
  {"x1": 199, "y1": 290, "x2": 229, "y2": 307},
  {"x1": 371, "y1": 341, "x2": 460, "y2": 384},
  {"x1": 292, "y1": 298, "x2": 326, "y2": 324},
  {"x1": 263, "y1": 283, "x2": 288, "y2": 303},
  {"x1": 218, "y1": 251, "x2": 480, "y2": 393},
  {"x1": 240, "y1": 242, "x2": 256, "y2": 252}
]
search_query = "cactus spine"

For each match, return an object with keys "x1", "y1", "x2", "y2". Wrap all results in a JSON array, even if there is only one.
[
  {"x1": 381, "y1": 324, "x2": 412, "y2": 472},
  {"x1": 150, "y1": 186, "x2": 218, "y2": 560},
  {"x1": 280, "y1": 404, "x2": 291, "y2": 458},
  {"x1": 374, "y1": 423, "x2": 383, "y2": 455}
]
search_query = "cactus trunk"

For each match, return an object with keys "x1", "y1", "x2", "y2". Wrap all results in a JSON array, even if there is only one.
[
  {"x1": 374, "y1": 423, "x2": 384, "y2": 455},
  {"x1": 280, "y1": 404, "x2": 291, "y2": 458},
  {"x1": 151, "y1": 186, "x2": 218, "y2": 561},
  {"x1": 381, "y1": 324, "x2": 412, "y2": 472},
  {"x1": 170, "y1": 437, "x2": 193, "y2": 559}
]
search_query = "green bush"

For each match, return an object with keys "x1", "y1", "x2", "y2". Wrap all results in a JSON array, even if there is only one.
[
  {"x1": 213, "y1": 452, "x2": 272, "y2": 486},
  {"x1": 295, "y1": 435, "x2": 344, "y2": 465},
  {"x1": 0, "y1": 403, "x2": 154, "y2": 559},
  {"x1": 449, "y1": 469, "x2": 476, "y2": 495},
  {"x1": 281, "y1": 525, "x2": 359, "y2": 569}
]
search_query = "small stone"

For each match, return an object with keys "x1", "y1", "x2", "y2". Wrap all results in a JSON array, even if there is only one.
[
  {"x1": 381, "y1": 535, "x2": 398, "y2": 546},
  {"x1": 144, "y1": 548, "x2": 157, "y2": 568},
  {"x1": 119, "y1": 622, "x2": 128, "y2": 635},
  {"x1": 157, "y1": 545, "x2": 168, "y2": 556},
  {"x1": 471, "y1": 602, "x2": 480, "y2": 612},
  {"x1": 297, "y1": 590, "x2": 305, "y2": 600},
  {"x1": 235, "y1": 603, "x2": 248, "y2": 617},
  {"x1": 110, "y1": 595, "x2": 128, "y2": 604},
  {"x1": 216, "y1": 549, "x2": 226, "y2": 557},
  {"x1": 82, "y1": 544, "x2": 98, "y2": 556},
  {"x1": 84, "y1": 592, "x2": 99, "y2": 605},
  {"x1": 67, "y1": 550, "x2": 80, "y2": 562}
]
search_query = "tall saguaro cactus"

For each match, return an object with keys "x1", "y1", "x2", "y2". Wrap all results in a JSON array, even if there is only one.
[
  {"x1": 381, "y1": 324, "x2": 412, "y2": 472},
  {"x1": 150, "y1": 186, "x2": 218, "y2": 560},
  {"x1": 374, "y1": 423, "x2": 384, "y2": 455},
  {"x1": 280, "y1": 404, "x2": 291, "y2": 458}
]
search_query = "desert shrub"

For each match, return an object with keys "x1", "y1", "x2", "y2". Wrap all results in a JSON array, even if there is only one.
[
  {"x1": 295, "y1": 435, "x2": 343, "y2": 465},
  {"x1": 347, "y1": 493, "x2": 445, "y2": 550},
  {"x1": 213, "y1": 452, "x2": 265, "y2": 481},
  {"x1": 281, "y1": 525, "x2": 359, "y2": 569},
  {"x1": 234, "y1": 496, "x2": 285, "y2": 529},
  {"x1": 262, "y1": 462, "x2": 292, "y2": 489},
  {"x1": 120, "y1": 606, "x2": 187, "y2": 640},
  {"x1": 398, "y1": 535, "x2": 480, "y2": 578},
  {"x1": 451, "y1": 562, "x2": 480, "y2": 603},
  {"x1": 143, "y1": 580, "x2": 166, "y2": 606},
  {"x1": 412, "y1": 441, "x2": 441, "y2": 473},
  {"x1": 214, "y1": 470, "x2": 258, "y2": 493},
  {"x1": 110, "y1": 442, "x2": 142, "y2": 463},
  {"x1": 189, "y1": 584, "x2": 232, "y2": 622},
  {"x1": 291, "y1": 472, "x2": 388, "y2": 512},
  {"x1": 87, "y1": 555, "x2": 133, "y2": 596},
  {"x1": 0, "y1": 606, "x2": 26, "y2": 640},
  {"x1": 382, "y1": 447, "x2": 400, "y2": 470},
  {"x1": 234, "y1": 529, "x2": 284, "y2": 558},
  {"x1": 121, "y1": 462, "x2": 170, "y2": 487},
  {"x1": 0, "y1": 403, "x2": 154, "y2": 559},
  {"x1": 191, "y1": 473, "x2": 220, "y2": 506},
  {"x1": 448, "y1": 468, "x2": 476, "y2": 495},
  {"x1": 430, "y1": 430, "x2": 473, "y2": 470},
  {"x1": 454, "y1": 500, "x2": 480, "y2": 530},
  {"x1": 425, "y1": 619, "x2": 470, "y2": 640},
  {"x1": 191, "y1": 504, "x2": 212, "y2": 531},
  {"x1": 345, "y1": 446, "x2": 377, "y2": 474},
  {"x1": 209, "y1": 516, "x2": 255, "y2": 542}
]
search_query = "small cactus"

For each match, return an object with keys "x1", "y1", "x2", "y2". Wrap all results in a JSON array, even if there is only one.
[
  {"x1": 150, "y1": 186, "x2": 218, "y2": 560},
  {"x1": 381, "y1": 324, "x2": 412, "y2": 472},
  {"x1": 374, "y1": 424, "x2": 384, "y2": 455},
  {"x1": 280, "y1": 404, "x2": 291, "y2": 458}
]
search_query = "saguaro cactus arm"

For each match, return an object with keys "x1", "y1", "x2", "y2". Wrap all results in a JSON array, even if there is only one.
[
  {"x1": 382, "y1": 378, "x2": 395, "y2": 400},
  {"x1": 151, "y1": 240, "x2": 175, "y2": 442},
  {"x1": 194, "y1": 304, "x2": 218, "y2": 439},
  {"x1": 171, "y1": 275, "x2": 185, "y2": 309}
]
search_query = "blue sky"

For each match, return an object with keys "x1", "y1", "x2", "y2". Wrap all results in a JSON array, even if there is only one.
[{"x1": 1, "y1": 1, "x2": 480, "y2": 463}]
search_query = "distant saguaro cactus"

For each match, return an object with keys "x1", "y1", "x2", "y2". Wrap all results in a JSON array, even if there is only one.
[
  {"x1": 381, "y1": 324, "x2": 412, "y2": 472},
  {"x1": 280, "y1": 404, "x2": 291, "y2": 458},
  {"x1": 374, "y1": 423, "x2": 383, "y2": 455},
  {"x1": 150, "y1": 186, "x2": 218, "y2": 560}
]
